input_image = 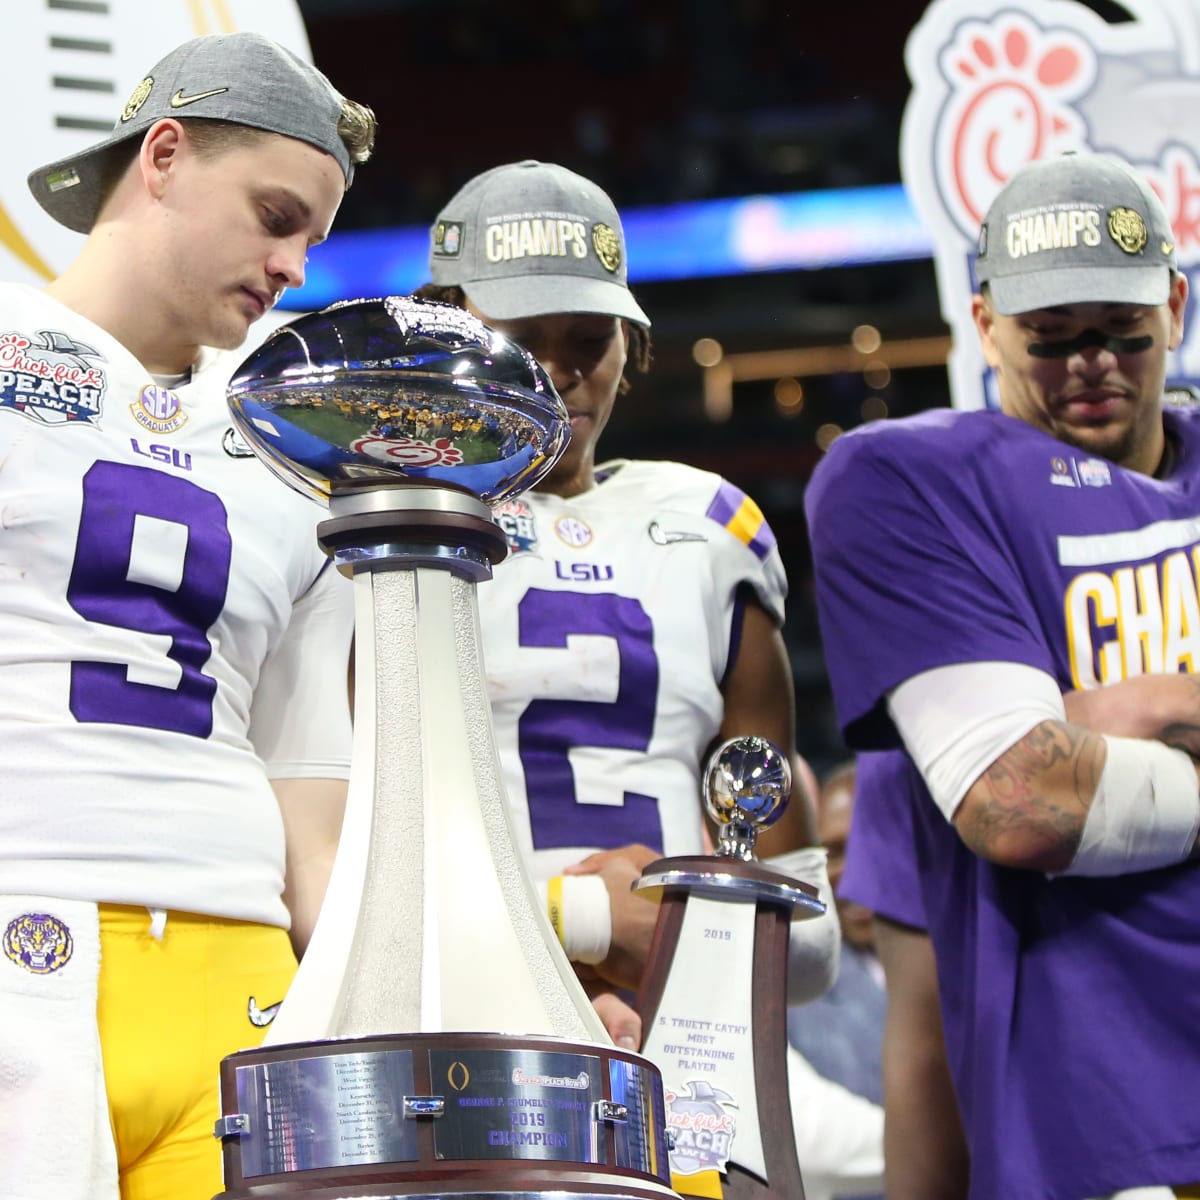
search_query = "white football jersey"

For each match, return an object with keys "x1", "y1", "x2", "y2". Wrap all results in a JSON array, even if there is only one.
[
  {"x1": 0, "y1": 283, "x2": 352, "y2": 926},
  {"x1": 482, "y1": 458, "x2": 787, "y2": 879}
]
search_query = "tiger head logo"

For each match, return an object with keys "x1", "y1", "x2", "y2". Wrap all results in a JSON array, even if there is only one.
[
  {"x1": 591, "y1": 223, "x2": 622, "y2": 274},
  {"x1": 1107, "y1": 206, "x2": 1149, "y2": 255},
  {"x1": 3, "y1": 913, "x2": 73, "y2": 974}
]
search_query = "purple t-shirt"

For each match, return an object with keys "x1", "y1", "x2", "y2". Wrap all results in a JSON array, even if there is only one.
[
  {"x1": 807, "y1": 405, "x2": 1200, "y2": 1199},
  {"x1": 839, "y1": 749, "x2": 926, "y2": 931}
]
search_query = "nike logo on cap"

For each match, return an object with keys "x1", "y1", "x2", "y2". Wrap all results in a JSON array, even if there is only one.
[{"x1": 170, "y1": 87, "x2": 229, "y2": 108}]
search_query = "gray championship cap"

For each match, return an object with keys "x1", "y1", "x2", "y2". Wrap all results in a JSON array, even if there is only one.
[
  {"x1": 28, "y1": 31, "x2": 353, "y2": 234},
  {"x1": 429, "y1": 159, "x2": 650, "y2": 327},
  {"x1": 975, "y1": 151, "x2": 1177, "y2": 315}
]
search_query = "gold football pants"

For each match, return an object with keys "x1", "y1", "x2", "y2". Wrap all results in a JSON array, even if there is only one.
[{"x1": 97, "y1": 905, "x2": 296, "y2": 1200}]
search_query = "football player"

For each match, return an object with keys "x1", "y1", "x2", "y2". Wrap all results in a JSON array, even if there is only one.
[
  {"x1": 3, "y1": 32, "x2": 374, "y2": 1200},
  {"x1": 418, "y1": 160, "x2": 838, "y2": 1038},
  {"x1": 810, "y1": 151, "x2": 1200, "y2": 1199}
]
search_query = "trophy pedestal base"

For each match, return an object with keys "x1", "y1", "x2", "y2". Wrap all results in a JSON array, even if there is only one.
[
  {"x1": 636, "y1": 855, "x2": 818, "y2": 1199},
  {"x1": 214, "y1": 1032, "x2": 676, "y2": 1200},
  {"x1": 216, "y1": 1186, "x2": 670, "y2": 1199}
]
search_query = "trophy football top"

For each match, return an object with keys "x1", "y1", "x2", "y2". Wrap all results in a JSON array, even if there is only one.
[
  {"x1": 226, "y1": 295, "x2": 569, "y2": 507},
  {"x1": 704, "y1": 735, "x2": 791, "y2": 861}
]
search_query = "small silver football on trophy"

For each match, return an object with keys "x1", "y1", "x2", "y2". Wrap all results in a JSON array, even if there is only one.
[
  {"x1": 226, "y1": 295, "x2": 568, "y2": 507},
  {"x1": 704, "y1": 734, "x2": 791, "y2": 860}
]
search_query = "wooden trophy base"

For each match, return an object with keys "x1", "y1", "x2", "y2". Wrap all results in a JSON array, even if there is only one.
[{"x1": 636, "y1": 855, "x2": 823, "y2": 1199}]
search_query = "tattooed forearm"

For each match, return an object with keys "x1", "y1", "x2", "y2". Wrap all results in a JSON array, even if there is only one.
[{"x1": 954, "y1": 720, "x2": 1107, "y2": 870}]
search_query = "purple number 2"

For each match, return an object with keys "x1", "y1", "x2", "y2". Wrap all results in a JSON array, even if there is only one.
[
  {"x1": 517, "y1": 588, "x2": 663, "y2": 851},
  {"x1": 66, "y1": 460, "x2": 232, "y2": 737}
]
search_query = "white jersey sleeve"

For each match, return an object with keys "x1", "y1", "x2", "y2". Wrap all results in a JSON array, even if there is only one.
[
  {"x1": 481, "y1": 459, "x2": 788, "y2": 879},
  {"x1": 250, "y1": 558, "x2": 354, "y2": 779}
]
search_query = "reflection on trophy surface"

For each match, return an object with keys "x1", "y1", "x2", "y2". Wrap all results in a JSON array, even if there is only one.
[
  {"x1": 636, "y1": 736, "x2": 826, "y2": 1199},
  {"x1": 212, "y1": 296, "x2": 677, "y2": 1200}
]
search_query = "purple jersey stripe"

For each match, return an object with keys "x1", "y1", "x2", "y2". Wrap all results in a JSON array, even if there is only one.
[
  {"x1": 705, "y1": 480, "x2": 743, "y2": 527},
  {"x1": 747, "y1": 521, "x2": 777, "y2": 561}
]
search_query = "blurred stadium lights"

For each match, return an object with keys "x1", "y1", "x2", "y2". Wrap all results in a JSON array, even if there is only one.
[
  {"x1": 282, "y1": 182, "x2": 932, "y2": 311},
  {"x1": 862, "y1": 360, "x2": 892, "y2": 390},
  {"x1": 851, "y1": 324, "x2": 883, "y2": 355},
  {"x1": 701, "y1": 335, "x2": 951, "y2": 422},
  {"x1": 815, "y1": 423, "x2": 844, "y2": 451},
  {"x1": 773, "y1": 377, "x2": 805, "y2": 418},
  {"x1": 861, "y1": 395, "x2": 890, "y2": 422}
]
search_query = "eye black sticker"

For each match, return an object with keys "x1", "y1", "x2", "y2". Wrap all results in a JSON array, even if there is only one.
[{"x1": 1027, "y1": 328, "x2": 1154, "y2": 358}]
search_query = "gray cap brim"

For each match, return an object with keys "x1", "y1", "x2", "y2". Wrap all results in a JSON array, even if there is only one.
[
  {"x1": 987, "y1": 263, "x2": 1172, "y2": 316},
  {"x1": 463, "y1": 274, "x2": 651, "y2": 327},
  {"x1": 28, "y1": 128, "x2": 145, "y2": 234}
]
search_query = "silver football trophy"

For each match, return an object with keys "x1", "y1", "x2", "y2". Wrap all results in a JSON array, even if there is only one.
[
  {"x1": 212, "y1": 297, "x2": 676, "y2": 1200},
  {"x1": 636, "y1": 736, "x2": 826, "y2": 1199}
]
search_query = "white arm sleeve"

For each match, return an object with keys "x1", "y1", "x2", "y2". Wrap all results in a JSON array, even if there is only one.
[
  {"x1": 766, "y1": 847, "x2": 841, "y2": 1005},
  {"x1": 887, "y1": 661, "x2": 1066, "y2": 820}
]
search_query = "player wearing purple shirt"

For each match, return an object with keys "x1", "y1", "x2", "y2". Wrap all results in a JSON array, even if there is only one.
[{"x1": 808, "y1": 152, "x2": 1200, "y2": 1199}]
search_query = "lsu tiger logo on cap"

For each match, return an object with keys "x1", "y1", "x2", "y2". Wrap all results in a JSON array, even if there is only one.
[
  {"x1": 3, "y1": 912, "x2": 74, "y2": 974},
  {"x1": 1107, "y1": 206, "x2": 1148, "y2": 254},
  {"x1": 122, "y1": 75, "x2": 154, "y2": 123},
  {"x1": 591, "y1": 222, "x2": 621, "y2": 273}
]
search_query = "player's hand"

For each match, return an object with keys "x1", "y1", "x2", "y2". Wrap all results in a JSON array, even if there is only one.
[
  {"x1": 575, "y1": 966, "x2": 642, "y2": 1050},
  {"x1": 565, "y1": 843, "x2": 661, "y2": 991},
  {"x1": 1065, "y1": 676, "x2": 1200, "y2": 756}
]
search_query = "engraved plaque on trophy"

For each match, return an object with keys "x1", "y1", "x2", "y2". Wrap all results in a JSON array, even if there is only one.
[
  {"x1": 635, "y1": 736, "x2": 827, "y2": 1199},
  {"x1": 211, "y1": 296, "x2": 676, "y2": 1200}
]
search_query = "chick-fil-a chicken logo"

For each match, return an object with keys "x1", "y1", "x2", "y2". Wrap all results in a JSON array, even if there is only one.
[
  {"x1": 902, "y1": 0, "x2": 1200, "y2": 408},
  {"x1": 935, "y1": 13, "x2": 1093, "y2": 237}
]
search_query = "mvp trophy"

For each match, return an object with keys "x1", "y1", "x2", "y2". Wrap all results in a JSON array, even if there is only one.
[
  {"x1": 635, "y1": 737, "x2": 826, "y2": 1200},
  {"x1": 212, "y1": 296, "x2": 676, "y2": 1200}
]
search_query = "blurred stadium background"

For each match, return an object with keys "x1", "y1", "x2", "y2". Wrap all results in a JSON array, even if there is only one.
[{"x1": 295, "y1": 0, "x2": 1133, "y2": 773}]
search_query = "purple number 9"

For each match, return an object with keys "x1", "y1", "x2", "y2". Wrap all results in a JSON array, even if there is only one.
[
  {"x1": 66, "y1": 460, "x2": 232, "y2": 737},
  {"x1": 517, "y1": 588, "x2": 663, "y2": 851}
]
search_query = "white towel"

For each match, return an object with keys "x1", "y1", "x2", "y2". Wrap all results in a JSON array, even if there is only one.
[{"x1": 0, "y1": 897, "x2": 119, "y2": 1200}]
